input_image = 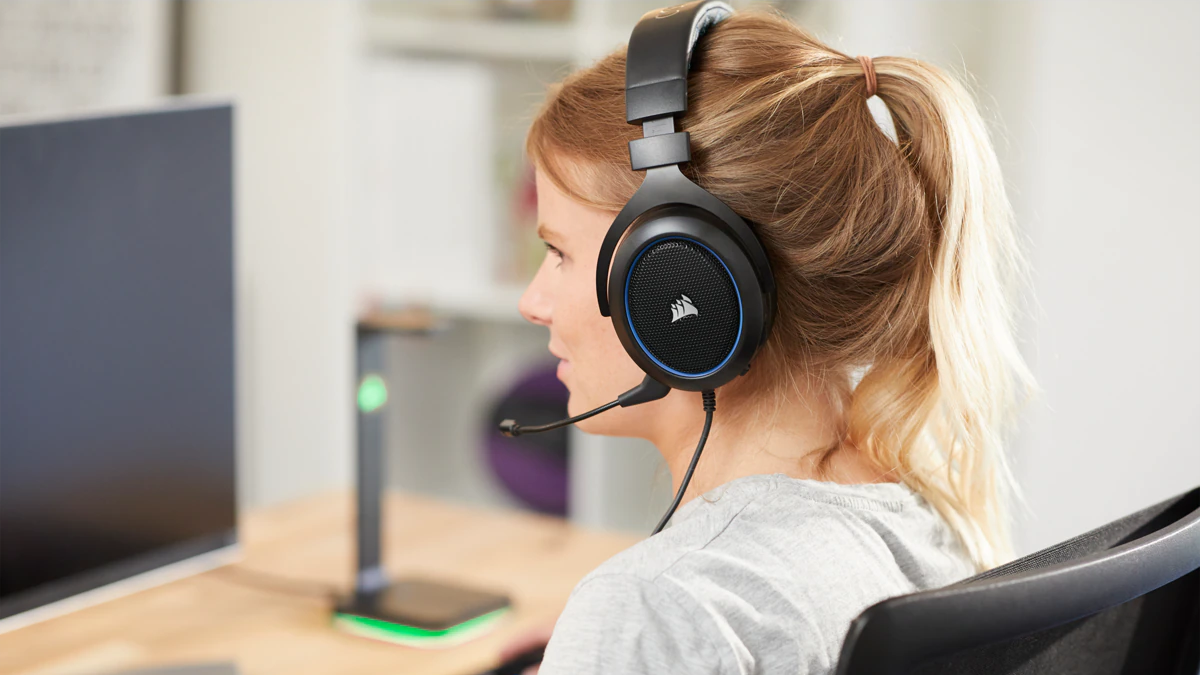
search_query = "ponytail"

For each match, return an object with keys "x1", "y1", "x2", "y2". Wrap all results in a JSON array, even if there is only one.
[{"x1": 847, "y1": 56, "x2": 1038, "y2": 569}]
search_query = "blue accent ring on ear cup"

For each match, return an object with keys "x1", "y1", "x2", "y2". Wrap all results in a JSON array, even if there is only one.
[
  {"x1": 624, "y1": 236, "x2": 743, "y2": 379},
  {"x1": 607, "y1": 209, "x2": 766, "y2": 392},
  {"x1": 597, "y1": 165, "x2": 774, "y2": 323}
]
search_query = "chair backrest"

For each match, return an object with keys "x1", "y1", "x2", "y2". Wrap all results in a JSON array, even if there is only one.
[{"x1": 835, "y1": 486, "x2": 1200, "y2": 675}]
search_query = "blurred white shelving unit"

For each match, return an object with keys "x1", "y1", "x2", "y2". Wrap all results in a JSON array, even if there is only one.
[
  {"x1": 354, "y1": 0, "x2": 787, "y2": 322},
  {"x1": 365, "y1": 2, "x2": 640, "y2": 64},
  {"x1": 352, "y1": 1, "x2": 794, "y2": 533}
]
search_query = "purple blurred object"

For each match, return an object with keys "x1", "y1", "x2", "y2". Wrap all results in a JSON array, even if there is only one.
[{"x1": 485, "y1": 366, "x2": 570, "y2": 515}]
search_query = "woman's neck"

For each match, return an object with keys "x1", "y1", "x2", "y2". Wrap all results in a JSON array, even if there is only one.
[{"x1": 648, "y1": 385, "x2": 895, "y2": 509}]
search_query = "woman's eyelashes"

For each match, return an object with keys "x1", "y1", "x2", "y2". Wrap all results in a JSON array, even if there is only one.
[{"x1": 544, "y1": 241, "x2": 564, "y2": 268}]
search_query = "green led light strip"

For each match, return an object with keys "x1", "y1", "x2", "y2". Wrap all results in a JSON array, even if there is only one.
[{"x1": 333, "y1": 607, "x2": 510, "y2": 648}]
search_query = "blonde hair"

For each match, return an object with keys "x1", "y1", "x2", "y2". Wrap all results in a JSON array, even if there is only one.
[{"x1": 525, "y1": 8, "x2": 1037, "y2": 571}]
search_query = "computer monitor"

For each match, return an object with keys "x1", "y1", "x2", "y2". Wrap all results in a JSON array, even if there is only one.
[{"x1": 0, "y1": 100, "x2": 237, "y2": 629}]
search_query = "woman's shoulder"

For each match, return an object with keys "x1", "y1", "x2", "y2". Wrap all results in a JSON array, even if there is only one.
[
  {"x1": 581, "y1": 472, "x2": 974, "y2": 593},
  {"x1": 552, "y1": 473, "x2": 977, "y2": 674}
]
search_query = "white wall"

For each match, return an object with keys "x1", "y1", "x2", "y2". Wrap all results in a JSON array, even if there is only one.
[
  {"x1": 182, "y1": 2, "x2": 359, "y2": 508},
  {"x1": 0, "y1": 1, "x2": 172, "y2": 114},
  {"x1": 1010, "y1": 0, "x2": 1200, "y2": 553}
]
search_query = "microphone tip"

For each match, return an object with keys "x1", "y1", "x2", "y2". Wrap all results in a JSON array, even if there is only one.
[{"x1": 499, "y1": 419, "x2": 520, "y2": 437}]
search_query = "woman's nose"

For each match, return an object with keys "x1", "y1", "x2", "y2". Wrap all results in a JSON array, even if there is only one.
[{"x1": 518, "y1": 263, "x2": 553, "y2": 327}]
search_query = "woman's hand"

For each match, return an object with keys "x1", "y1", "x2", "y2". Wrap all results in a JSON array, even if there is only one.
[{"x1": 497, "y1": 619, "x2": 556, "y2": 675}]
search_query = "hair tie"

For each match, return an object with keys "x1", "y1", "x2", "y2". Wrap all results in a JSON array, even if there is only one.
[{"x1": 856, "y1": 55, "x2": 877, "y2": 98}]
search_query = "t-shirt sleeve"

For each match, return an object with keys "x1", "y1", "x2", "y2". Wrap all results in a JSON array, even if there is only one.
[{"x1": 537, "y1": 573, "x2": 730, "y2": 675}]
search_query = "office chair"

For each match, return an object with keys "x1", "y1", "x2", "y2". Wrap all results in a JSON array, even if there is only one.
[{"x1": 835, "y1": 485, "x2": 1200, "y2": 675}]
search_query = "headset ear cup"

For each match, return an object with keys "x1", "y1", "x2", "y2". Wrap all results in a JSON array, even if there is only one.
[{"x1": 608, "y1": 208, "x2": 767, "y2": 392}]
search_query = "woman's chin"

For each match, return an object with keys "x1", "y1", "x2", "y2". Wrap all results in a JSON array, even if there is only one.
[
  {"x1": 565, "y1": 394, "x2": 587, "y2": 419},
  {"x1": 572, "y1": 413, "x2": 603, "y2": 435},
  {"x1": 574, "y1": 411, "x2": 630, "y2": 438}
]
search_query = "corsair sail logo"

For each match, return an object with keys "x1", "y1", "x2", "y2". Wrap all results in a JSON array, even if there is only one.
[{"x1": 670, "y1": 295, "x2": 699, "y2": 323}]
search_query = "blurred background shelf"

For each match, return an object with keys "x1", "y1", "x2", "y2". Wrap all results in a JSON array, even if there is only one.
[
  {"x1": 365, "y1": 14, "x2": 624, "y2": 63},
  {"x1": 366, "y1": 285, "x2": 530, "y2": 324}
]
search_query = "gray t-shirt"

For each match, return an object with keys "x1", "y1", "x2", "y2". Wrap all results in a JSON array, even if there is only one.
[{"x1": 538, "y1": 472, "x2": 976, "y2": 674}]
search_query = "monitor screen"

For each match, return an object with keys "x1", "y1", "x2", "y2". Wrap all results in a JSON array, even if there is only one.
[{"x1": 0, "y1": 102, "x2": 237, "y2": 622}]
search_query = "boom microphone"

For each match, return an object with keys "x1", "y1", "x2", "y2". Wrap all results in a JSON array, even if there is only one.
[
  {"x1": 498, "y1": 374, "x2": 669, "y2": 437},
  {"x1": 498, "y1": 372, "x2": 717, "y2": 538}
]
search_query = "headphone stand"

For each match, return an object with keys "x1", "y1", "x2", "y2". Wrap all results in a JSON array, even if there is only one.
[{"x1": 332, "y1": 312, "x2": 511, "y2": 647}]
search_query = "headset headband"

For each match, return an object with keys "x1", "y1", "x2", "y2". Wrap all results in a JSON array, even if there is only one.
[
  {"x1": 597, "y1": 0, "x2": 774, "y2": 318},
  {"x1": 625, "y1": 1, "x2": 733, "y2": 124}
]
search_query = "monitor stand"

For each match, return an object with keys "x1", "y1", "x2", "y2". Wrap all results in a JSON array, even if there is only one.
[{"x1": 333, "y1": 313, "x2": 511, "y2": 648}]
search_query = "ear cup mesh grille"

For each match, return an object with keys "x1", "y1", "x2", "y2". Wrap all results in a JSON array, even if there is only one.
[{"x1": 626, "y1": 239, "x2": 740, "y2": 376}]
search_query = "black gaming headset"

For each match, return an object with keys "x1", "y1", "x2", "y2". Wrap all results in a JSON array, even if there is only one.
[
  {"x1": 501, "y1": 1, "x2": 775, "y2": 536},
  {"x1": 602, "y1": 0, "x2": 776, "y2": 393}
]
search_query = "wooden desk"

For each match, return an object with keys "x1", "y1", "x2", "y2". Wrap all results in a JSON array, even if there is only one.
[{"x1": 1, "y1": 491, "x2": 640, "y2": 675}]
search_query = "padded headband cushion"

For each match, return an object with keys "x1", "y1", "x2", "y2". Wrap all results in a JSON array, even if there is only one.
[
  {"x1": 625, "y1": 1, "x2": 733, "y2": 123},
  {"x1": 684, "y1": 2, "x2": 732, "y2": 69}
]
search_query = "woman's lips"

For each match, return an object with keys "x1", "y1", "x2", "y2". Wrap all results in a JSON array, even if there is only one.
[{"x1": 556, "y1": 359, "x2": 571, "y2": 380}]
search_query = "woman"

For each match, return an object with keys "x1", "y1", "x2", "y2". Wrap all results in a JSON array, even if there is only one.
[{"x1": 500, "y1": 6, "x2": 1035, "y2": 674}]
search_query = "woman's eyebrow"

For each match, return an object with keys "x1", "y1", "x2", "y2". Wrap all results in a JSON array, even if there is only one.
[{"x1": 536, "y1": 222, "x2": 562, "y2": 244}]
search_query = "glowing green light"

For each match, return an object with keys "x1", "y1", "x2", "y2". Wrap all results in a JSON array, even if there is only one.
[
  {"x1": 357, "y1": 374, "x2": 388, "y2": 413},
  {"x1": 332, "y1": 607, "x2": 510, "y2": 648}
]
